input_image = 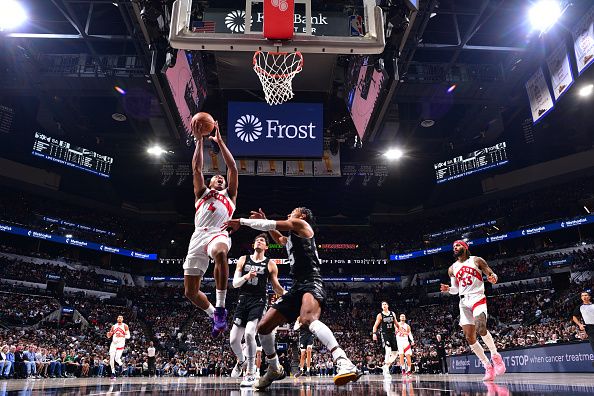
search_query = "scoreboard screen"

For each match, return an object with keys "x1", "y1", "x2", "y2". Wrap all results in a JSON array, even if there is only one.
[
  {"x1": 434, "y1": 142, "x2": 508, "y2": 184},
  {"x1": 32, "y1": 132, "x2": 113, "y2": 178}
]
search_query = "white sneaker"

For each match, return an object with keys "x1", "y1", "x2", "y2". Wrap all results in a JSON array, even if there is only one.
[
  {"x1": 255, "y1": 369, "x2": 260, "y2": 379},
  {"x1": 240, "y1": 372, "x2": 256, "y2": 387},
  {"x1": 231, "y1": 360, "x2": 246, "y2": 378},
  {"x1": 333, "y1": 357, "x2": 361, "y2": 386},
  {"x1": 382, "y1": 365, "x2": 391, "y2": 378}
]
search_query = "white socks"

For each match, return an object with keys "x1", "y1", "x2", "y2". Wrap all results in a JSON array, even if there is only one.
[
  {"x1": 203, "y1": 304, "x2": 215, "y2": 318},
  {"x1": 216, "y1": 289, "x2": 226, "y2": 308},
  {"x1": 481, "y1": 331, "x2": 498, "y2": 354},
  {"x1": 267, "y1": 355, "x2": 281, "y2": 371},
  {"x1": 259, "y1": 332, "x2": 276, "y2": 356},
  {"x1": 245, "y1": 320, "x2": 258, "y2": 373},
  {"x1": 470, "y1": 342, "x2": 491, "y2": 366},
  {"x1": 229, "y1": 325, "x2": 245, "y2": 362},
  {"x1": 308, "y1": 320, "x2": 339, "y2": 351}
]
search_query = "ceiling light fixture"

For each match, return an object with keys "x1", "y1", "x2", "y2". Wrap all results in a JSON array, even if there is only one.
[
  {"x1": 384, "y1": 148, "x2": 404, "y2": 161},
  {"x1": 578, "y1": 84, "x2": 593, "y2": 97},
  {"x1": 529, "y1": 1, "x2": 562, "y2": 33},
  {"x1": 0, "y1": 0, "x2": 27, "y2": 31}
]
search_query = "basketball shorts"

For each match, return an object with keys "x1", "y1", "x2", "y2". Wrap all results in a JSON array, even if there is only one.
[
  {"x1": 458, "y1": 293, "x2": 488, "y2": 326},
  {"x1": 380, "y1": 332, "x2": 397, "y2": 349},
  {"x1": 109, "y1": 342, "x2": 125, "y2": 355},
  {"x1": 233, "y1": 295, "x2": 267, "y2": 327},
  {"x1": 183, "y1": 229, "x2": 231, "y2": 276},
  {"x1": 396, "y1": 336, "x2": 412, "y2": 355},
  {"x1": 272, "y1": 279, "x2": 326, "y2": 323},
  {"x1": 299, "y1": 331, "x2": 314, "y2": 350}
]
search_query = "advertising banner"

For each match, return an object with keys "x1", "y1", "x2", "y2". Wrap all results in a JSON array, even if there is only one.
[
  {"x1": 228, "y1": 102, "x2": 323, "y2": 158},
  {"x1": 448, "y1": 342, "x2": 594, "y2": 373}
]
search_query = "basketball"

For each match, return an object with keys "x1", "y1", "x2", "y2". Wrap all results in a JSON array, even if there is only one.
[{"x1": 191, "y1": 112, "x2": 215, "y2": 137}]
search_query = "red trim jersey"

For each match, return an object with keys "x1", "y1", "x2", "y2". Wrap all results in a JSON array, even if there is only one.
[
  {"x1": 110, "y1": 323, "x2": 129, "y2": 347},
  {"x1": 452, "y1": 256, "x2": 485, "y2": 295},
  {"x1": 194, "y1": 188, "x2": 235, "y2": 229}
]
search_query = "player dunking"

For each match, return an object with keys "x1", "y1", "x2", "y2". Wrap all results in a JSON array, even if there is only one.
[
  {"x1": 372, "y1": 301, "x2": 398, "y2": 378},
  {"x1": 106, "y1": 315, "x2": 130, "y2": 380},
  {"x1": 396, "y1": 314, "x2": 415, "y2": 378},
  {"x1": 230, "y1": 233, "x2": 285, "y2": 387},
  {"x1": 294, "y1": 316, "x2": 315, "y2": 377},
  {"x1": 183, "y1": 117, "x2": 238, "y2": 337},
  {"x1": 225, "y1": 207, "x2": 360, "y2": 389},
  {"x1": 440, "y1": 240, "x2": 506, "y2": 381}
]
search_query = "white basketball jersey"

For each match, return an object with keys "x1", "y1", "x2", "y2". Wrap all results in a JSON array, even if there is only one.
[
  {"x1": 452, "y1": 256, "x2": 485, "y2": 295},
  {"x1": 111, "y1": 323, "x2": 128, "y2": 346},
  {"x1": 194, "y1": 188, "x2": 235, "y2": 229},
  {"x1": 396, "y1": 322, "x2": 411, "y2": 339}
]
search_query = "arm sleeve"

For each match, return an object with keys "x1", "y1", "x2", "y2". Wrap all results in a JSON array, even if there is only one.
[
  {"x1": 572, "y1": 306, "x2": 582, "y2": 318},
  {"x1": 232, "y1": 270, "x2": 247, "y2": 288},
  {"x1": 239, "y1": 218, "x2": 277, "y2": 231},
  {"x1": 448, "y1": 277, "x2": 459, "y2": 295},
  {"x1": 125, "y1": 325, "x2": 131, "y2": 339},
  {"x1": 294, "y1": 320, "x2": 302, "y2": 331},
  {"x1": 408, "y1": 330, "x2": 415, "y2": 343}
]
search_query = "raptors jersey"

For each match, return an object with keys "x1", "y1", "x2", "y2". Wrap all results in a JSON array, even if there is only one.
[
  {"x1": 194, "y1": 188, "x2": 235, "y2": 229},
  {"x1": 110, "y1": 323, "x2": 129, "y2": 347},
  {"x1": 397, "y1": 322, "x2": 411, "y2": 339},
  {"x1": 452, "y1": 256, "x2": 485, "y2": 295}
]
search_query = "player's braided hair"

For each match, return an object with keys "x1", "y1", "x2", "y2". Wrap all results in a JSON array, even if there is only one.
[{"x1": 297, "y1": 207, "x2": 315, "y2": 227}]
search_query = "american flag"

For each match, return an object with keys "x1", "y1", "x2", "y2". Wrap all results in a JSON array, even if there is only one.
[{"x1": 192, "y1": 21, "x2": 216, "y2": 33}]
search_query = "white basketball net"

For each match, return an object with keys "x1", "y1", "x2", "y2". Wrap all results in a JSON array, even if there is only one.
[{"x1": 253, "y1": 51, "x2": 303, "y2": 106}]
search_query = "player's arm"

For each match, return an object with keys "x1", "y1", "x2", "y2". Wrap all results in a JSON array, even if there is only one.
[
  {"x1": 225, "y1": 217, "x2": 313, "y2": 239},
  {"x1": 268, "y1": 259, "x2": 286, "y2": 296},
  {"x1": 372, "y1": 313, "x2": 382, "y2": 340},
  {"x1": 392, "y1": 312, "x2": 401, "y2": 334},
  {"x1": 408, "y1": 325, "x2": 415, "y2": 345},
  {"x1": 191, "y1": 135, "x2": 206, "y2": 200},
  {"x1": 210, "y1": 123, "x2": 238, "y2": 202},
  {"x1": 106, "y1": 325, "x2": 114, "y2": 338},
  {"x1": 440, "y1": 266, "x2": 459, "y2": 294},
  {"x1": 124, "y1": 324, "x2": 131, "y2": 339},
  {"x1": 475, "y1": 256, "x2": 498, "y2": 284},
  {"x1": 249, "y1": 209, "x2": 288, "y2": 246},
  {"x1": 232, "y1": 256, "x2": 252, "y2": 288}
]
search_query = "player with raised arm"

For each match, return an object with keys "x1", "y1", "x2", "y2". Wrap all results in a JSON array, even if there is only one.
[
  {"x1": 229, "y1": 233, "x2": 285, "y2": 387},
  {"x1": 372, "y1": 301, "x2": 399, "y2": 378},
  {"x1": 107, "y1": 315, "x2": 130, "y2": 380},
  {"x1": 183, "y1": 115, "x2": 238, "y2": 338},
  {"x1": 225, "y1": 207, "x2": 360, "y2": 389},
  {"x1": 440, "y1": 240, "x2": 506, "y2": 381}
]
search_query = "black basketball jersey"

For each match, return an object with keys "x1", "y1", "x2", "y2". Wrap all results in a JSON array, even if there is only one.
[
  {"x1": 380, "y1": 311, "x2": 396, "y2": 334},
  {"x1": 239, "y1": 255, "x2": 270, "y2": 297},
  {"x1": 286, "y1": 231, "x2": 322, "y2": 282}
]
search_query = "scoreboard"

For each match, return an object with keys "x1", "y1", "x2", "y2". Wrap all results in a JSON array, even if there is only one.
[
  {"x1": 434, "y1": 142, "x2": 508, "y2": 184},
  {"x1": 32, "y1": 132, "x2": 113, "y2": 178}
]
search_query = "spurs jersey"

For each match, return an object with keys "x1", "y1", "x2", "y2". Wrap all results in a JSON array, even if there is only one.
[
  {"x1": 286, "y1": 231, "x2": 322, "y2": 282},
  {"x1": 110, "y1": 323, "x2": 129, "y2": 347},
  {"x1": 194, "y1": 188, "x2": 235, "y2": 229},
  {"x1": 380, "y1": 311, "x2": 397, "y2": 334},
  {"x1": 239, "y1": 256, "x2": 270, "y2": 297},
  {"x1": 452, "y1": 255, "x2": 484, "y2": 295}
]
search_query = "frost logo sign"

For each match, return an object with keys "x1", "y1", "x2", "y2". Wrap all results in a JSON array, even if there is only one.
[{"x1": 228, "y1": 102, "x2": 323, "y2": 157}]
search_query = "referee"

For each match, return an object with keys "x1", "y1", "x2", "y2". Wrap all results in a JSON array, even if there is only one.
[
  {"x1": 147, "y1": 341, "x2": 156, "y2": 377},
  {"x1": 572, "y1": 291, "x2": 594, "y2": 363}
]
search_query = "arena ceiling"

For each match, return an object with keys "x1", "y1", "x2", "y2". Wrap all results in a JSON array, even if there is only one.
[{"x1": 1, "y1": 0, "x2": 594, "y2": 221}]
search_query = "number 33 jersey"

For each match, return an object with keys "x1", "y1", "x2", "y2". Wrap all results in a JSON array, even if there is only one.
[{"x1": 452, "y1": 256, "x2": 485, "y2": 296}]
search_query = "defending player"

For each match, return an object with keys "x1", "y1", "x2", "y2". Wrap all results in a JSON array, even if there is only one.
[
  {"x1": 372, "y1": 301, "x2": 399, "y2": 378},
  {"x1": 106, "y1": 315, "x2": 130, "y2": 380},
  {"x1": 183, "y1": 116, "x2": 238, "y2": 337},
  {"x1": 229, "y1": 233, "x2": 285, "y2": 387},
  {"x1": 440, "y1": 240, "x2": 506, "y2": 381}
]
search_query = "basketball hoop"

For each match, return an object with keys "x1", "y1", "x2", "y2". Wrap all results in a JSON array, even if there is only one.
[{"x1": 253, "y1": 51, "x2": 304, "y2": 106}]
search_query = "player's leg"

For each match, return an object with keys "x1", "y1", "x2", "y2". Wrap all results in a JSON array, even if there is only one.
[
  {"x1": 306, "y1": 346, "x2": 312, "y2": 374},
  {"x1": 115, "y1": 348, "x2": 124, "y2": 367},
  {"x1": 208, "y1": 237, "x2": 231, "y2": 336},
  {"x1": 299, "y1": 292, "x2": 359, "y2": 386},
  {"x1": 109, "y1": 344, "x2": 116, "y2": 379},
  {"x1": 254, "y1": 308, "x2": 289, "y2": 389},
  {"x1": 475, "y1": 308, "x2": 506, "y2": 376},
  {"x1": 240, "y1": 318, "x2": 260, "y2": 387},
  {"x1": 297, "y1": 349, "x2": 306, "y2": 376},
  {"x1": 183, "y1": 273, "x2": 215, "y2": 318},
  {"x1": 383, "y1": 344, "x2": 392, "y2": 376},
  {"x1": 229, "y1": 324, "x2": 246, "y2": 378}
]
